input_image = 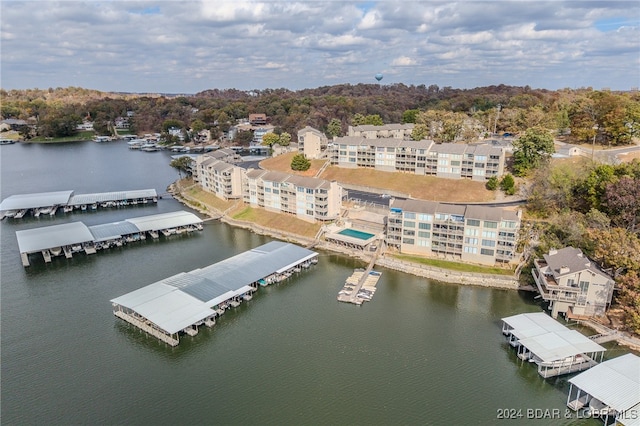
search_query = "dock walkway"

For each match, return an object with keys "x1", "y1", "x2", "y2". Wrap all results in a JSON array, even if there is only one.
[{"x1": 337, "y1": 242, "x2": 382, "y2": 305}]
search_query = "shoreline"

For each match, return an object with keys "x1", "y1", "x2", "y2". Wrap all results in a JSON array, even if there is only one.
[{"x1": 168, "y1": 180, "x2": 640, "y2": 352}]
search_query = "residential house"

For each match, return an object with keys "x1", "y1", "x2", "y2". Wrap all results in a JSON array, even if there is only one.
[
  {"x1": 249, "y1": 113, "x2": 267, "y2": 126},
  {"x1": 387, "y1": 198, "x2": 521, "y2": 265},
  {"x1": 531, "y1": 247, "x2": 615, "y2": 318}
]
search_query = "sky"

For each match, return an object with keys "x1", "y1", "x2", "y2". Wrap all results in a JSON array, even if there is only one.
[{"x1": 1, "y1": 1, "x2": 639, "y2": 93}]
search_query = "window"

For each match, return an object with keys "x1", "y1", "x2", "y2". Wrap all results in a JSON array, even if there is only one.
[
  {"x1": 403, "y1": 238, "x2": 415, "y2": 245},
  {"x1": 484, "y1": 221, "x2": 498, "y2": 228},
  {"x1": 435, "y1": 213, "x2": 448, "y2": 221},
  {"x1": 418, "y1": 223, "x2": 431, "y2": 230},
  {"x1": 451, "y1": 160, "x2": 461, "y2": 166},
  {"x1": 306, "y1": 209, "x2": 314, "y2": 216},
  {"x1": 405, "y1": 212, "x2": 416, "y2": 219},
  {"x1": 404, "y1": 221, "x2": 415, "y2": 228},
  {"x1": 464, "y1": 246, "x2": 478, "y2": 254},
  {"x1": 465, "y1": 237, "x2": 478, "y2": 245},
  {"x1": 467, "y1": 219, "x2": 480, "y2": 227},
  {"x1": 480, "y1": 248, "x2": 494, "y2": 256},
  {"x1": 451, "y1": 215, "x2": 464, "y2": 222},
  {"x1": 482, "y1": 230, "x2": 496, "y2": 238},
  {"x1": 579, "y1": 281, "x2": 589, "y2": 292},
  {"x1": 465, "y1": 228, "x2": 479, "y2": 236},
  {"x1": 418, "y1": 231, "x2": 430, "y2": 238},
  {"x1": 417, "y1": 239, "x2": 429, "y2": 247},
  {"x1": 403, "y1": 229, "x2": 415, "y2": 236},
  {"x1": 418, "y1": 214, "x2": 433, "y2": 221},
  {"x1": 482, "y1": 239, "x2": 496, "y2": 247},
  {"x1": 501, "y1": 220, "x2": 516, "y2": 228}
]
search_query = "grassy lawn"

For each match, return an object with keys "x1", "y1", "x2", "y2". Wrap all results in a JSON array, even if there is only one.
[
  {"x1": 259, "y1": 152, "x2": 327, "y2": 177},
  {"x1": 181, "y1": 181, "x2": 238, "y2": 213},
  {"x1": 392, "y1": 253, "x2": 515, "y2": 276},
  {"x1": 231, "y1": 206, "x2": 321, "y2": 238},
  {"x1": 320, "y1": 166, "x2": 495, "y2": 202},
  {"x1": 29, "y1": 131, "x2": 95, "y2": 143}
]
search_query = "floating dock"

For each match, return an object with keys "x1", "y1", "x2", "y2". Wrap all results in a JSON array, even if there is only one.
[
  {"x1": 337, "y1": 269, "x2": 382, "y2": 305},
  {"x1": 0, "y1": 189, "x2": 158, "y2": 220},
  {"x1": 110, "y1": 242, "x2": 318, "y2": 346},
  {"x1": 15, "y1": 210, "x2": 202, "y2": 267}
]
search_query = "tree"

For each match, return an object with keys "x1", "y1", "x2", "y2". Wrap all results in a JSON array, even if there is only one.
[
  {"x1": 326, "y1": 118, "x2": 342, "y2": 137},
  {"x1": 290, "y1": 153, "x2": 311, "y2": 171},
  {"x1": 586, "y1": 228, "x2": 640, "y2": 275},
  {"x1": 262, "y1": 132, "x2": 280, "y2": 147},
  {"x1": 190, "y1": 119, "x2": 206, "y2": 133},
  {"x1": 402, "y1": 109, "x2": 419, "y2": 123},
  {"x1": 500, "y1": 174, "x2": 516, "y2": 195},
  {"x1": 279, "y1": 132, "x2": 291, "y2": 146},
  {"x1": 170, "y1": 156, "x2": 193, "y2": 178},
  {"x1": 603, "y1": 176, "x2": 640, "y2": 233},
  {"x1": 411, "y1": 124, "x2": 429, "y2": 141},
  {"x1": 616, "y1": 271, "x2": 640, "y2": 334},
  {"x1": 162, "y1": 119, "x2": 184, "y2": 133},
  {"x1": 512, "y1": 127, "x2": 555, "y2": 176},
  {"x1": 486, "y1": 176, "x2": 498, "y2": 191}
]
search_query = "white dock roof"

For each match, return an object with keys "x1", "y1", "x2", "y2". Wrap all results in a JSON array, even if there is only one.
[
  {"x1": 0, "y1": 190, "x2": 74, "y2": 211},
  {"x1": 518, "y1": 330, "x2": 606, "y2": 362},
  {"x1": 16, "y1": 222, "x2": 94, "y2": 253},
  {"x1": 111, "y1": 242, "x2": 318, "y2": 334},
  {"x1": 126, "y1": 211, "x2": 201, "y2": 232},
  {"x1": 68, "y1": 189, "x2": 157, "y2": 205},
  {"x1": 569, "y1": 354, "x2": 640, "y2": 413},
  {"x1": 502, "y1": 312, "x2": 569, "y2": 339}
]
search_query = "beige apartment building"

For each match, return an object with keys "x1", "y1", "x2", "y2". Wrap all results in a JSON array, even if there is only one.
[
  {"x1": 329, "y1": 138, "x2": 505, "y2": 181},
  {"x1": 243, "y1": 169, "x2": 342, "y2": 222},
  {"x1": 386, "y1": 199, "x2": 521, "y2": 265},
  {"x1": 531, "y1": 247, "x2": 615, "y2": 318},
  {"x1": 194, "y1": 156, "x2": 244, "y2": 200},
  {"x1": 297, "y1": 126, "x2": 328, "y2": 159},
  {"x1": 347, "y1": 123, "x2": 414, "y2": 139}
]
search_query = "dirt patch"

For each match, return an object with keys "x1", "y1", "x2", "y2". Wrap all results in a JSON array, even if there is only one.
[
  {"x1": 617, "y1": 151, "x2": 640, "y2": 162},
  {"x1": 232, "y1": 206, "x2": 321, "y2": 238}
]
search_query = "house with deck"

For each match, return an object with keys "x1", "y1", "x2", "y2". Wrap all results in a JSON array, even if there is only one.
[{"x1": 531, "y1": 247, "x2": 615, "y2": 319}]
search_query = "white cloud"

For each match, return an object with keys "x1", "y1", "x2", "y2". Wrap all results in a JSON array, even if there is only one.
[{"x1": 0, "y1": 1, "x2": 637, "y2": 92}]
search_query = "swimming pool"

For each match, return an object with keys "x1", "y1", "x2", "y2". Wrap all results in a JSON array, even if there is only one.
[{"x1": 338, "y1": 228, "x2": 375, "y2": 240}]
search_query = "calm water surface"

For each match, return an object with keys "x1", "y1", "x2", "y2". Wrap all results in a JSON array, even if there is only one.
[{"x1": 1, "y1": 141, "x2": 621, "y2": 424}]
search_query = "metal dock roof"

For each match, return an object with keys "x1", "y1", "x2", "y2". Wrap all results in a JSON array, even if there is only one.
[
  {"x1": 68, "y1": 189, "x2": 157, "y2": 205},
  {"x1": 16, "y1": 222, "x2": 94, "y2": 253},
  {"x1": 502, "y1": 312, "x2": 569, "y2": 339},
  {"x1": 15, "y1": 211, "x2": 202, "y2": 254},
  {"x1": 111, "y1": 242, "x2": 318, "y2": 334},
  {"x1": 517, "y1": 330, "x2": 606, "y2": 362},
  {"x1": 569, "y1": 354, "x2": 640, "y2": 413},
  {"x1": 126, "y1": 211, "x2": 201, "y2": 232},
  {"x1": 0, "y1": 190, "x2": 74, "y2": 211}
]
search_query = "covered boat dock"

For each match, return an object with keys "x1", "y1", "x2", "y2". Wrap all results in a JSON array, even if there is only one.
[
  {"x1": 0, "y1": 188, "x2": 158, "y2": 219},
  {"x1": 501, "y1": 312, "x2": 606, "y2": 378},
  {"x1": 16, "y1": 210, "x2": 202, "y2": 266},
  {"x1": 111, "y1": 242, "x2": 318, "y2": 346},
  {"x1": 567, "y1": 353, "x2": 640, "y2": 425}
]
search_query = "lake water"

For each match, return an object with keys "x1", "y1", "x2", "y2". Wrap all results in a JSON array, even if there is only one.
[{"x1": 1, "y1": 141, "x2": 620, "y2": 424}]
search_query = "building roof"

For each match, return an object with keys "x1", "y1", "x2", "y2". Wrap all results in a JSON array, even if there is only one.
[
  {"x1": 465, "y1": 204, "x2": 520, "y2": 222},
  {"x1": 126, "y1": 211, "x2": 202, "y2": 232},
  {"x1": 298, "y1": 126, "x2": 325, "y2": 138},
  {"x1": 68, "y1": 189, "x2": 157, "y2": 205},
  {"x1": 569, "y1": 354, "x2": 640, "y2": 413},
  {"x1": 0, "y1": 190, "x2": 74, "y2": 211},
  {"x1": 111, "y1": 242, "x2": 318, "y2": 334},
  {"x1": 517, "y1": 330, "x2": 606, "y2": 362},
  {"x1": 16, "y1": 222, "x2": 95, "y2": 253},
  {"x1": 15, "y1": 211, "x2": 202, "y2": 254},
  {"x1": 390, "y1": 199, "x2": 519, "y2": 224},
  {"x1": 350, "y1": 123, "x2": 414, "y2": 132},
  {"x1": 502, "y1": 312, "x2": 570, "y2": 340},
  {"x1": 543, "y1": 247, "x2": 612, "y2": 280}
]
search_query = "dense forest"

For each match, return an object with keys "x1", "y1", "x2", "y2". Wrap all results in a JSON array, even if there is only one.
[
  {"x1": 1, "y1": 84, "x2": 639, "y2": 333},
  {"x1": 1, "y1": 84, "x2": 639, "y2": 147}
]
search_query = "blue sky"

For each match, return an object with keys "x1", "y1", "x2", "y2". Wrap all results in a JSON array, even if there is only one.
[{"x1": 1, "y1": 1, "x2": 638, "y2": 93}]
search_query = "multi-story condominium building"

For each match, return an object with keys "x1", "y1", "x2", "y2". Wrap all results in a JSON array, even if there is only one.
[
  {"x1": 297, "y1": 126, "x2": 328, "y2": 159},
  {"x1": 202, "y1": 148, "x2": 243, "y2": 164},
  {"x1": 347, "y1": 123, "x2": 414, "y2": 139},
  {"x1": 386, "y1": 199, "x2": 521, "y2": 265},
  {"x1": 194, "y1": 156, "x2": 243, "y2": 200},
  {"x1": 243, "y1": 169, "x2": 342, "y2": 222},
  {"x1": 531, "y1": 247, "x2": 615, "y2": 318},
  {"x1": 328, "y1": 138, "x2": 505, "y2": 181}
]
